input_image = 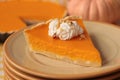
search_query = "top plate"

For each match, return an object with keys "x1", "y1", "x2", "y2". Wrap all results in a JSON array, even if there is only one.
[{"x1": 3, "y1": 21, "x2": 120, "y2": 79}]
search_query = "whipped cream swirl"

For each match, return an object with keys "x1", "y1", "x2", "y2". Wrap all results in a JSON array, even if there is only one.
[{"x1": 48, "y1": 19, "x2": 84, "y2": 40}]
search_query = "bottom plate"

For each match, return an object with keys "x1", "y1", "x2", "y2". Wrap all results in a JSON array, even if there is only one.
[{"x1": 3, "y1": 21, "x2": 120, "y2": 79}]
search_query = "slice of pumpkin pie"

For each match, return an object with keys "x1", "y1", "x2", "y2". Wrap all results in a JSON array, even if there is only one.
[{"x1": 24, "y1": 16, "x2": 102, "y2": 67}]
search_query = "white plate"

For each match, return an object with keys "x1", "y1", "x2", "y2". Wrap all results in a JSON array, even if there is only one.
[{"x1": 3, "y1": 21, "x2": 120, "y2": 79}]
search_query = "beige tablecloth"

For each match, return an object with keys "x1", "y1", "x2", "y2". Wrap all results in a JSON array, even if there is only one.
[{"x1": 0, "y1": 44, "x2": 4, "y2": 80}]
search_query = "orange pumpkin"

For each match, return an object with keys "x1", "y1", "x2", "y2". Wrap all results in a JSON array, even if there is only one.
[{"x1": 67, "y1": 0, "x2": 120, "y2": 23}]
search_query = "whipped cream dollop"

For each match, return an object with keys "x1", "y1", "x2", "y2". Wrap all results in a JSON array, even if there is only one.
[{"x1": 48, "y1": 19, "x2": 84, "y2": 40}]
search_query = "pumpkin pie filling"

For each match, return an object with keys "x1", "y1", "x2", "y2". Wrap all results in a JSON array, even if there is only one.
[
  {"x1": 24, "y1": 16, "x2": 102, "y2": 67},
  {"x1": 0, "y1": 1, "x2": 66, "y2": 21},
  {"x1": 0, "y1": 14, "x2": 26, "y2": 33},
  {"x1": 0, "y1": 1, "x2": 66, "y2": 42}
]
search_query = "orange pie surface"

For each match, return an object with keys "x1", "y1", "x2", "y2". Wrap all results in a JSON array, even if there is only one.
[
  {"x1": 24, "y1": 18, "x2": 102, "y2": 67},
  {"x1": 0, "y1": 1, "x2": 66, "y2": 33},
  {"x1": 0, "y1": 14, "x2": 26, "y2": 33},
  {"x1": 0, "y1": 1, "x2": 66, "y2": 20}
]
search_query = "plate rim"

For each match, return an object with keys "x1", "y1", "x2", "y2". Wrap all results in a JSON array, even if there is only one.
[{"x1": 3, "y1": 55, "x2": 42, "y2": 80}]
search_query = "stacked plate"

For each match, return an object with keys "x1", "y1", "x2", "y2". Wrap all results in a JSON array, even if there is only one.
[{"x1": 3, "y1": 21, "x2": 120, "y2": 80}]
